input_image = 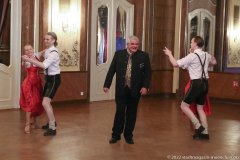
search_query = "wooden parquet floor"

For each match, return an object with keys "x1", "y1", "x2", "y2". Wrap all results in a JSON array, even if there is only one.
[{"x1": 0, "y1": 96, "x2": 240, "y2": 160}]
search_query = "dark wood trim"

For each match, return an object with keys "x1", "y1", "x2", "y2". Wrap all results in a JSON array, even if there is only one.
[
  {"x1": 21, "y1": 0, "x2": 35, "y2": 81},
  {"x1": 80, "y1": 0, "x2": 88, "y2": 71},
  {"x1": 222, "y1": 0, "x2": 229, "y2": 72},
  {"x1": 127, "y1": 0, "x2": 144, "y2": 48},
  {"x1": 21, "y1": 0, "x2": 35, "y2": 50},
  {"x1": 87, "y1": 0, "x2": 92, "y2": 101},
  {"x1": 38, "y1": 0, "x2": 48, "y2": 51},
  {"x1": 214, "y1": 0, "x2": 227, "y2": 71},
  {"x1": 144, "y1": 0, "x2": 154, "y2": 57}
]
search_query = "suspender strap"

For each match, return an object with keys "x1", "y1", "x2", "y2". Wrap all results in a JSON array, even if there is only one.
[
  {"x1": 45, "y1": 50, "x2": 58, "y2": 75},
  {"x1": 50, "y1": 50, "x2": 58, "y2": 53},
  {"x1": 194, "y1": 53, "x2": 206, "y2": 79}
]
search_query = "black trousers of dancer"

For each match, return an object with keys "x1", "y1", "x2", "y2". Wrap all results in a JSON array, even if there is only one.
[{"x1": 112, "y1": 86, "x2": 140, "y2": 139}]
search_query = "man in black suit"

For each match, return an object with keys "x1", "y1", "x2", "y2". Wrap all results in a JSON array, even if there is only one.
[{"x1": 103, "y1": 35, "x2": 152, "y2": 144}]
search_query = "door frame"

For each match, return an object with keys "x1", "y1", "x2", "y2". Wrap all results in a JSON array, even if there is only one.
[
  {"x1": 0, "y1": 0, "x2": 21, "y2": 109},
  {"x1": 89, "y1": 0, "x2": 134, "y2": 102}
]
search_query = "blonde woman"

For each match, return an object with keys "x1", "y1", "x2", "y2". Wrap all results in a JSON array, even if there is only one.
[{"x1": 20, "y1": 44, "x2": 44, "y2": 134}]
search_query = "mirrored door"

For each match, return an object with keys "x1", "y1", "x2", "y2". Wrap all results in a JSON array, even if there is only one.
[
  {"x1": 0, "y1": 0, "x2": 21, "y2": 109},
  {"x1": 188, "y1": 9, "x2": 215, "y2": 55},
  {"x1": 90, "y1": 0, "x2": 134, "y2": 102}
]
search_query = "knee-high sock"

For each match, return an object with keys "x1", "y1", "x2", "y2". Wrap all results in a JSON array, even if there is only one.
[
  {"x1": 181, "y1": 101, "x2": 201, "y2": 129},
  {"x1": 197, "y1": 105, "x2": 208, "y2": 134},
  {"x1": 49, "y1": 121, "x2": 56, "y2": 130},
  {"x1": 42, "y1": 97, "x2": 56, "y2": 130}
]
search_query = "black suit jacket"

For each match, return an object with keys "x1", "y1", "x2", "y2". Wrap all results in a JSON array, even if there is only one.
[{"x1": 104, "y1": 49, "x2": 152, "y2": 98}]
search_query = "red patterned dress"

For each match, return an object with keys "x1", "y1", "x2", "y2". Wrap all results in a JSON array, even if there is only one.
[{"x1": 19, "y1": 62, "x2": 44, "y2": 117}]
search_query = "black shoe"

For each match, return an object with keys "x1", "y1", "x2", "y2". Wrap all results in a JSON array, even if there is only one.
[
  {"x1": 125, "y1": 138, "x2": 134, "y2": 144},
  {"x1": 195, "y1": 125, "x2": 205, "y2": 134},
  {"x1": 200, "y1": 134, "x2": 210, "y2": 140},
  {"x1": 109, "y1": 137, "x2": 120, "y2": 144},
  {"x1": 193, "y1": 133, "x2": 209, "y2": 140},
  {"x1": 193, "y1": 133, "x2": 201, "y2": 140},
  {"x1": 192, "y1": 126, "x2": 204, "y2": 140},
  {"x1": 42, "y1": 123, "x2": 49, "y2": 130},
  {"x1": 43, "y1": 129, "x2": 56, "y2": 136},
  {"x1": 42, "y1": 122, "x2": 57, "y2": 130}
]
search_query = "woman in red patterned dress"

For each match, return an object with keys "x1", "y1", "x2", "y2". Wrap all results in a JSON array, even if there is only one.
[{"x1": 20, "y1": 45, "x2": 44, "y2": 134}]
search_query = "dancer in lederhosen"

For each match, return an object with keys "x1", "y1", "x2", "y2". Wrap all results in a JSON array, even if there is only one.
[
  {"x1": 163, "y1": 36, "x2": 216, "y2": 140},
  {"x1": 22, "y1": 32, "x2": 61, "y2": 136}
]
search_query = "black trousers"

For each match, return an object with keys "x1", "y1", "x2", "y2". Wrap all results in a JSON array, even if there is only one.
[
  {"x1": 184, "y1": 79, "x2": 208, "y2": 105},
  {"x1": 43, "y1": 74, "x2": 61, "y2": 99},
  {"x1": 112, "y1": 86, "x2": 140, "y2": 139}
]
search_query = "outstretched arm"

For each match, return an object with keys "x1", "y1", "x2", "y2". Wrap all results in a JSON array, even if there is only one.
[
  {"x1": 163, "y1": 47, "x2": 179, "y2": 67},
  {"x1": 34, "y1": 49, "x2": 46, "y2": 60},
  {"x1": 209, "y1": 55, "x2": 217, "y2": 67},
  {"x1": 22, "y1": 55, "x2": 46, "y2": 69}
]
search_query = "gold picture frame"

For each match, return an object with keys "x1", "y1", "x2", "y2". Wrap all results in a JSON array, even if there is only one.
[
  {"x1": 48, "y1": 0, "x2": 81, "y2": 71},
  {"x1": 227, "y1": 0, "x2": 240, "y2": 68}
]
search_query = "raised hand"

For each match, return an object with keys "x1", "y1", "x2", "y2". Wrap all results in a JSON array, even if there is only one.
[{"x1": 163, "y1": 47, "x2": 172, "y2": 56}]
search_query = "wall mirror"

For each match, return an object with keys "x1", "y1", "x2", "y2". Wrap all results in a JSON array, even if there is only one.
[
  {"x1": 187, "y1": 0, "x2": 240, "y2": 73},
  {"x1": 226, "y1": 0, "x2": 240, "y2": 72},
  {"x1": 96, "y1": 5, "x2": 108, "y2": 66},
  {"x1": 0, "y1": 0, "x2": 10, "y2": 66},
  {"x1": 187, "y1": 0, "x2": 216, "y2": 68},
  {"x1": 188, "y1": 8, "x2": 215, "y2": 55},
  {"x1": 188, "y1": 0, "x2": 216, "y2": 71},
  {"x1": 34, "y1": 0, "x2": 82, "y2": 71},
  {"x1": 116, "y1": 6, "x2": 127, "y2": 51}
]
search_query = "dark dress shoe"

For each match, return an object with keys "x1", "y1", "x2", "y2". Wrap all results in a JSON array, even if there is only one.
[
  {"x1": 44, "y1": 129, "x2": 56, "y2": 136},
  {"x1": 125, "y1": 138, "x2": 134, "y2": 144},
  {"x1": 193, "y1": 133, "x2": 209, "y2": 140},
  {"x1": 109, "y1": 137, "x2": 120, "y2": 144},
  {"x1": 42, "y1": 123, "x2": 49, "y2": 130},
  {"x1": 42, "y1": 122, "x2": 57, "y2": 130},
  {"x1": 193, "y1": 133, "x2": 201, "y2": 140},
  {"x1": 195, "y1": 125, "x2": 205, "y2": 134},
  {"x1": 193, "y1": 126, "x2": 205, "y2": 140},
  {"x1": 200, "y1": 134, "x2": 210, "y2": 140}
]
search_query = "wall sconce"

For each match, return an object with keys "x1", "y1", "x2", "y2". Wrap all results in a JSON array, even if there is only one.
[
  {"x1": 49, "y1": 0, "x2": 81, "y2": 34},
  {"x1": 59, "y1": 0, "x2": 80, "y2": 33}
]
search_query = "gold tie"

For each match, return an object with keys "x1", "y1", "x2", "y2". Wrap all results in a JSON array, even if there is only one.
[{"x1": 125, "y1": 54, "x2": 132, "y2": 88}]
